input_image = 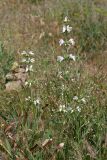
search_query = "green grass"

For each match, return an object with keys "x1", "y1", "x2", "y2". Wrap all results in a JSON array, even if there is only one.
[
  {"x1": 0, "y1": 42, "x2": 14, "y2": 90},
  {"x1": 0, "y1": 0, "x2": 107, "y2": 159},
  {"x1": 0, "y1": 61, "x2": 107, "y2": 159},
  {"x1": 28, "y1": 0, "x2": 43, "y2": 4}
]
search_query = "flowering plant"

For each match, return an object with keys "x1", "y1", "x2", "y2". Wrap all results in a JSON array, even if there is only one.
[{"x1": 57, "y1": 16, "x2": 76, "y2": 62}]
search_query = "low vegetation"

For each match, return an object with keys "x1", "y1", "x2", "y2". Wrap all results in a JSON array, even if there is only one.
[{"x1": 0, "y1": 0, "x2": 107, "y2": 159}]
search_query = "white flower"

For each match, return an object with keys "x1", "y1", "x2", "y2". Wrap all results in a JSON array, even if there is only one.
[
  {"x1": 25, "y1": 96, "x2": 31, "y2": 101},
  {"x1": 25, "y1": 65, "x2": 29, "y2": 72},
  {"x1": 58, "y1": 142, "x2": 64, "y2": 149},
  {"x1": 25, "y1": 81, "x2": 32, "y2": 87},
  {"x1": 62, "y1": 25, "x2": 67, "y2": 33},
  {"x1": 59, "y1": 39, "x2": 65, "y2": 46},
  {"x1": 25, "y1": 65, "x2": 33, "y2": 72},
  {"x1": 71, "y1": 78, "x2": 75, "y2": 82},
  {"x1": 64, "y1": 16, "x2": 69, "y2": 22},
  {"x1": 21, "y1": 51, "x2": 27, "y2": 55},
  {"x1": 25, "y1": 82, "x2": 28, "y2": 86},
  {"x1": 59, "y1": 104, "x2": 66, "y2": 112},
  {"x1": 62, "y1": 84, "x2": 65, "y2": 90},
  {"x1": 65, "y1": 70, "x2": 69, "y2": 74},
  {"x1": 76, "y1": 106, "x2": 81, "y2": 112},
  {"x1": 30, "y1": 58, "x2": 35, "y2": 63},
  {"x1": 57, "y1": 56, "x2": 64, "y2": 62},
  {"x1": 69, "y1": 38, "x2": 75, "y2": 45},
  {"x1": 29, "y1": 51, "x2": 34, "y2": 55},
  {"x1": 29, "y1": 82, "x2": 32, "y2": 86},
  {"x1": 69, "y1": 54, "x2": 76, "y2": 61},
  {"x1": 62, "y1": 25, "x2": 72, "y2": 33},
  {"x1": 66, "y1": 25, "x2": 72, "y2": 33},
  {"x1": 34, "y1": 98, "x2": 40, "y2": 105},
  {"x1": 67, "y1": 106, "x2": 74, "y2": 113},
  {"x1": 81, "y1": 98, "x2": 86, "y2": 104},
  {"x1": 73, "y1": 96, "x2": 78, "y2": 100},
  {"x1": 29, "y1": 65, "x2": 33, "y2": 71},
  {"x1": 27, "y1": 58, "x2": 35, "y2": 63},
  {"x1": 22, "y1": 58, "x2": 27, "y2": 62}
]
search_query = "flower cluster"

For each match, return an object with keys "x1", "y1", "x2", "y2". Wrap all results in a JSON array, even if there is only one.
[
  {"x1": 21, "y1": 51, "x2": 35, "y2": 72},
  {"x1": 62, "y1": 25, "x2": 72, "y2": 33},
  {"x1": 57, "y1": 56, "x2": 64, "y2": 62},
  {"x1": 25, "y1": 80, "x2": 36, "y2": 87},
  {"x1": 57, "y1": 16, "x2": 76, "y2": 62},
  {"x1": 21, "y1": 51, "x2": 41, "y2": 107},
  {"x1": 73, "y1": 96, "x2": 86, "y2": 104},
  {"x1": 59, "y1": 38, "x2": 75, "y2": 46},
  {"x1": 57, "y1": 53, "x2": 76, "y2": 63},
  {"x1": 59, "y1": 16, "x2": 75, "y2": 47},
  {"x1": 58, "y1": 95, "x2": 86, "y2": 113},
  {"x1": 25, "y1": 96, "x2": 40, "y2": 106},
  {"x1": 58, "y1": 104, "x2": 81, "y2": 113},
  {"x1": 58, "y1": 104, "x2": 73, "y2": 113}
]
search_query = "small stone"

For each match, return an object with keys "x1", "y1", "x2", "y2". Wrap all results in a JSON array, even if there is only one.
[
  {"x1": 14, "y1": 72, "x2": 28, "y2": 83},
  {"x1": 19, "y1": 68, "x2": 26, "y2": 73},
  {"x1": 14, "y1": 68, "x2": 26, "y2": 73},
  {"x1": 16, "y1": 68, "x2": 26, "y2": 73},
  {"x1": 5, "y1": 73, "x2": 15, "y2": 81},
  {"x1": 5, "y1": 81, "x2": 22, "y2": 91}
]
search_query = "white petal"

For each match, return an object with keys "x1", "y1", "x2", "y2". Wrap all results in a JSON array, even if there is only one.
[
  {"x1": 21, "y1": 51, "x2": 27, "y2": 55},
  {"x1": 59, "y1": 39, "x2": 65, "y2": 46},
  {"x1": 29, "y1": 51, "x2": 34, "y2": 55},
  {"x1": 69, "y1": 54, "x2": 76, "y2": 61},
  {"x1": 25, "y1": 81, "x2": 28, "y2": 86},
  {"x1": 34, "y1": 98, "x2": 40, "y2": 105},
  {"x1": 81, "y1": 98, "x2": 86, "y2": 103},
  {"x1": 25, "y1": 66, "x2": 29, "y2": 72},
  {"x1": 73, "y1": 96, "x2": 78, "y2": 100},
  {"x1": 29, "y1": 65, "x2": 33, "y2": 71},
  {"x1": 64, "y1": 16, "x2": 69, "y2": 22},
  {"x1": 62, "y1": 25, "x2": 66, "y2": 33},
  {"x1": 77, "y1": 106, "x2": 81, "y2": 112},
  {"x1": 30, "y1": 58, "x2": 35, "y2": 63},
  {"x1": 69, "y1": 38, "x2": 75, "y2": 45},
  {"x1": 22, "y1": 58, "x2": 26, "y2": 62},
  {"x1": 57, "y1": 56, "x2": 64, "y2": 62},
  {"x1": 66, "y1": 25, "x2": 72, "y2": 33}
]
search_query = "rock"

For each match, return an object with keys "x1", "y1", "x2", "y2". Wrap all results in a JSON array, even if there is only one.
[
  {"x1": 17, "y1": 68, "x2": 26, "y2": 73},
  {"x1": 13, "y1": 67, "x2": 26, "y2": 73},
  {"x1": 5, "y1": 73, "x2": 15, "y2": 81},
  {"x1": 5, "y1": 80, "x2": 22, "y2": 91},
  {"x1": 6, "y1": 67, "x2": 27, "y2": 81},
  {"x1": 14, "y1": 72, "x2": 28, "y2": 83},
  {"x1": 5, "y1": 67, "x2": 28, "y2": 91}
]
